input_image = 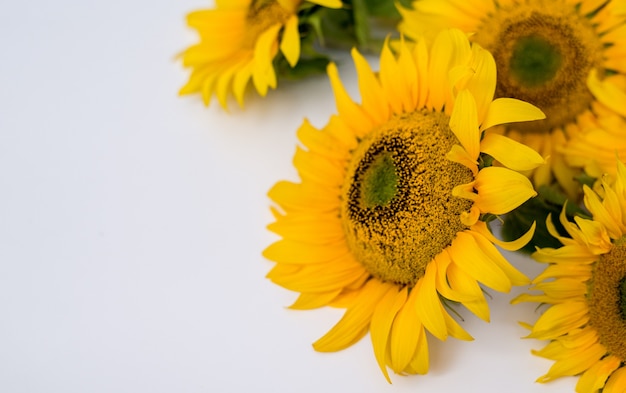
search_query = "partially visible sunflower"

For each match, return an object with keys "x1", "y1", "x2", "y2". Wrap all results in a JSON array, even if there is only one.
[
  {"x1": 561, "y1": 74, "x2": 626, "y2": 179},
  {"x1": 179, "y1": 0, "x2": 342, "y2": 108},
  {"x1": 514, "y1": 160, "x2": 626, "y2": 392},
  {"x1": 264, "y1": 29, "x2": 546, "y2": 380},
  {"x1": 399, "y1": 0, "x2": 626, "y2": 200}
]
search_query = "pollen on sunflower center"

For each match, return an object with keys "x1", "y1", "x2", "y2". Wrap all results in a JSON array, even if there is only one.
[
  {"x1": 473, "y1": 6, "x2": 604, "y2": 133},
  {"x1": 340, "y1": 110, "x2": 474, "y2": 287},
  {"x1": 588, "y1": 237, "x2": 626, "y2": 361}
]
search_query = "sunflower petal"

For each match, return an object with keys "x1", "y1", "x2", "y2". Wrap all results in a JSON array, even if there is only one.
[
  {"x1": 480, "y1": 133, "x2": 546, "y2": 171},
  {"x1": 473, "y1": 166, "x2": 537, "y2": 215},
  {"x1": 313, "y1": 280, "x2": 392, "y2": 352},
  {"x1": 449, "y1": 89, "x2": 480, "y2": 160},
  {"x1": 280, "y1": 15, "x2": 300, "y2": 67},
  {"x1": 480, "y1": 98, "x2": 545, "y2": 131},
  {"x1": 370, "y1": 287, "x2": 407, "y2": 383}
]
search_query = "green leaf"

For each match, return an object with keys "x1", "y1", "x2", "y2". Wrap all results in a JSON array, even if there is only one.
[
  {"x1": 351, "y1": 0, "x2": 371, "y2": 47},
  {"x1": 500, "y1": 197, "x2": 565, "y2": 253},
  {"x1": 500, "y1": 184, "x2": 588, "y2": 253},
  {"x1": 574, "y1": 172, "x2": 597, "y2": 189},
  {"x1": 274, "y1": 54, "x2": 330, "y2": 80}
]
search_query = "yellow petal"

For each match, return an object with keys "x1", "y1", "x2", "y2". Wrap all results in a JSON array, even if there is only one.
[
  {"x1": 263, "y1": 239, "x2": 348, "y2": 264},
  {"x1": 252, "y1": 24, "x2": 281, "y2": 96},
  {"x1": 446, "y1": 259, "x2": 490, "y2": 322},
  {"x1": 389, "y1": 288, "x2": 422, "y2": 373},
  {"x1": 405, "y1": 325, "x2": 429, "y2": 375},
  {"x1": 480, "y1": 98, "x2": 546, "y2": 131},
  {"x1": 308, "y1": 0, "x2": 343, "y2": 8},
  {"x1": 313, "y1": 279, "x2": 392, "y2": 352},
  {"x1": 433, "y1": 251, "x2": 478, "y2": 303},
  {"x1": 480, "y1": 133, "x2": 546, "y2": 171},
  {"x1": 588, "y1": 68, "x2": 626, "y2": 117},
  {"x1": 472, "y1": 220, "x2": 536, "y2": 251},
  {"x1": 467, "y1": 230, "x2": 530, "y2": 286},
  {"x1": 604, "y1": 366, "x2": 626, "y2": 392},
  {"x1": 527, "y1": 302, "x2": 588, "y2": 340},
  {"x1": 448, "y1": 231, "x2": 512, "y2": 293},
  {"x1": 538, "y1": 343, "x2": 606, "y2": 382},
  {"x1": 583, "y1": 184, "x2": 623, "y2": 239},
  {"x1": 327, "y1": 62, "x2": 374, "y2": 137},
  {"x1": 289, "y1": 290, "x2": 342, "y2": 310},
  {"x1": 474, "y1": 166, "x2": 537, "y2": 215},
  {"x1": 449, "y1": 89, "x2": 480, "y2": 160},
  {"x1": 456, "y1": 44, "x2": 496, "y2": 124},
  {"x1": 446, "y1": 144, "x2": 478, "y2": 174},
  {"x1": 413, "y1": 263, "x2": 448, "y2": 341},
  {"x1": 428, "y1": 29, "x2": 471, "y2": 112},
  {"x1": 280, "y1": 15, "x2": 300, "y2": 67},
  {"x1": 352, "y1": 48, "x2": 389, "y2": 124},
  {"x1": 370, "y1": 287, "x2": 407, "y2": 383}
]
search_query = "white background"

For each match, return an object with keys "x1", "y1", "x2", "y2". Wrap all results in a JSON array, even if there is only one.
[{"x1": 0, "y1": 0, "x2": 576, "y2": 392}]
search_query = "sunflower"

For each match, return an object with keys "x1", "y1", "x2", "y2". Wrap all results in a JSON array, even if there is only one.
[
  {"x1": 179, "y1": 0, "x2": 342, "y2": 108},
  {"x1": 561, "y1": 79, "x2": 626, "y2": 179},
  {"x1": 264, "y1": 28, "x2": 546, "y2": 381},
  {"x1": 399, "y1": 0, "x2": 626, "y2": 200},
  {"x1": 513, "y1": 160, "x2": 626, "y2": 392}
]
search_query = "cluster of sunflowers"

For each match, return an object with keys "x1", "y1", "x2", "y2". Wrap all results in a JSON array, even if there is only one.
[{"x1": 180, "y1": 0, "x2": 626, "y2": 391}]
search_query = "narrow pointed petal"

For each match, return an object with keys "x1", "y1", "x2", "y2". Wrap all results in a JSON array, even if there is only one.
[
  {"x1": 370, "y1": 287, "x2": 407, "y2": 383},
  {"x1": 413, "y1": 263, "x2": 448, "y2": 341},
  {"x1": 472, "y1": 220, "x2": 536, "y2": 251},
  {"x1": 280, "y1": 15, "x2": 300, "y2": 67},
  {"x1": 449, "y1": 89, "x2": 480, "y2": 160},
  {"x1": 389, "y1": 289, "x2": 422, "y2": 373}
]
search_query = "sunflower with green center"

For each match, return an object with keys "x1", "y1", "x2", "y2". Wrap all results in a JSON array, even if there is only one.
[
  {"x1": 399, "y1": 0, "x2": 626, "y2": 200},
  {"x1": 179, "y1": 0, "x2": 341, "y2": 108},
  {"x1": 264, "y1": 28, "x2": 547, "y2": 381},
  {"x1": 513, "y1": 160, "x2": 626, "y2": 392}
]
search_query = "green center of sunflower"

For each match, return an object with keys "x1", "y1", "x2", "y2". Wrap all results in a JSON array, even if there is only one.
[
  {"x1": 474, "y1": 7, "x2": 604, "y2": 133},
  {"x1": 510, "y1": 35, "x2": 562, "y2": 87},
  {"x1": 340, "y1": 110, "x2": 474, "y2": 287},
  {"x1": 360, "y1": 152, "x2": 398, "y2": 208},
  {"x1": 588, "y1": 236, "x2": 626, "y2": 361}
]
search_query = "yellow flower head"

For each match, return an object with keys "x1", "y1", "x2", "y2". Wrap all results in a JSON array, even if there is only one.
[
  {"x1": 562, "y1": 94, "x2": 626, "y2": 180},
  {"x1": 264, "y1": 29, "x2": 546, "y2": 381},
  {"x1": 179, "y1": 0, "x2": 342, "y2": 108},
  {"x1": 514, "y1": 160, "x2": 626, "y2": 391},
  {"x1": 399, "y1": 0, "x2": 626, "y2": 199}
]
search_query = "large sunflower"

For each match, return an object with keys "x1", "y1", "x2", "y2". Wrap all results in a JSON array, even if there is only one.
[
  {"x1": 514, "y1": 160, "x2": 626, "y2": 392},
  {"x1": 179, "y1": 0, "x2": 341, "y2": 108},
  {"x1": 399, "y1": 0, "x2": 626, "y2": 199},
  {"x1": 264, "y1": 29, "x2": 546, "y2": 381}
]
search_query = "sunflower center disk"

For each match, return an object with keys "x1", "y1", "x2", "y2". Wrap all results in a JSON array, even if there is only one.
[
  {"x1": 510, "y1": 36, "x2": 562, "y2": 87},
  {"x1": 341, "y1": 110, "x2": 474, "y2": 287},
  {"x1": 589, "y1": 237, "x2": 626, "y2": 361},
  {"x1": 475, "y1": 8, "x2": 604, "y2": 133}
]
